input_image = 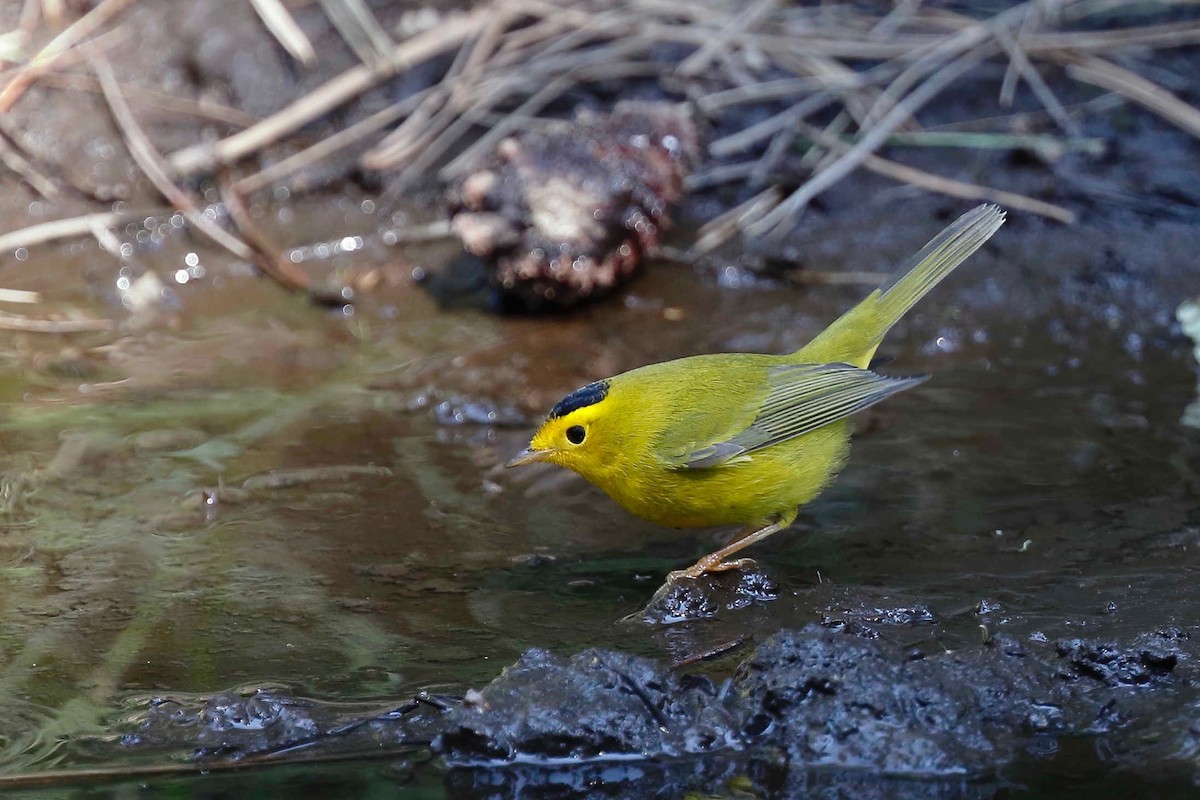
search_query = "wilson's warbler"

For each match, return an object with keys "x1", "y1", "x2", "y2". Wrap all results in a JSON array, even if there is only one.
[{"x1": 507, "y1": 205, "x2": 1005, "y2": 584}]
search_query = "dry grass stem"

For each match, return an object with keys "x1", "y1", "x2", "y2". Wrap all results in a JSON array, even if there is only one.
[
  {"x1": 91, "y1": 52, "x2": 256, "y2": 263},
  {"x1": 693, "y1": 187, "x2": 781, "y2": 254},
  {"x1": 249, "y1": 0, "x2": 317, "y2": 65},
  {"x1": 219, "y1": 182, "x2": 312, "y2": 292},
  {"x1": 319, "y1": 0, "x2": 394, "y2": 67},
  {"x1": 0, "y1": 310, "x2": 113, "y2": 332},
  {"x1": 235, "y1": 92, "x2": 429, "y2": 193},
  {"x1": 0, "y1": 288, "x2": 41, "y2": 304},
  {"x1": 797, "y1": 121, "x2": 1077, "y2": 223},
  {"x1": 747, "y1": 46, "x2": 994, "y2": 237},
  {"x1": 35, "y1": 72, "x2": 261, "y2": 127},
  {"x1": 1061, "y1": 54, "x2": 1200, "y2": 139},
  {"x1": 0, "y1": 210, "x2": 150, "y2": 252},
  {"x1": 0, "y1": 133, "x2": 60, "y2": 199},
  {"x1": 166, "y1": 9, "x2": 487, "y2": 178},
  {"x1": 0, "y1": 0, "x2": 136, "y2": 111},
  {"x1": 5, "y1": 0, "x2": 1200, "y2": 262}
]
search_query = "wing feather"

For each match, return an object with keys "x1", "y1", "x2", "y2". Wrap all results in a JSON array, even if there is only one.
[{"x1": 678, "y1": 363, "x2": 926, "y2": 469}]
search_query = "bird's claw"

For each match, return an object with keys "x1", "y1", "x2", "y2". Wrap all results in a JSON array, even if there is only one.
[{"x1": 668, "y1": 556, "x2": 759, "y2": 582}]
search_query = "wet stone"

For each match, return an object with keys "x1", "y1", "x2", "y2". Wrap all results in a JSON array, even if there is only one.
[
  {"x1": 735, "y1": 628, "x2": 1003, "y2": 775},
  {"x1": 117, "y1": 690, "x2": 446, "y2": 761},
  {"x1": 817, "y1": 590, "x2": 938, "y2": 639},
  {"x1": 436, "y1": 626, "x2": 1191, "y2": 777},
  {"x1": 433, "y1": 647, "x2": 741, "y2": 764},
  {"x1": 637, "y1": 567, "x2": 781, "y2": 625},
  {"x1": 1055, "y1": 627, "x2": 1189, "y2": 687}
]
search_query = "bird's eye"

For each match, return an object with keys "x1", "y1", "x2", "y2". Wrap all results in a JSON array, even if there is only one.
[{"x1": 566, "y1": 425, "x2": 586, "y2": 445}]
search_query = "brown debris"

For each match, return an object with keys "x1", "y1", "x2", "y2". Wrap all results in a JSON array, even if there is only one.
[{"x1": 448, "y1": 102, "x2": 700, "y2": 310}]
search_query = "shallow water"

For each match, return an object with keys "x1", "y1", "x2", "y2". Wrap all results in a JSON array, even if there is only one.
[{"x1": 0, "y1": 197, "x2": 1198, "y2": 796}]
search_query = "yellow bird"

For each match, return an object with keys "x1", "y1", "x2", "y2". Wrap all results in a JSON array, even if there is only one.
[{"x1": 507, "y1": 205, "x2": 1005, "y2": 585}]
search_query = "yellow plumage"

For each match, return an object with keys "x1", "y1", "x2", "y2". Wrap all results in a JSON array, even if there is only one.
[{"x1": 508, "y1": 205, "x2": 1005, "y2": 580}]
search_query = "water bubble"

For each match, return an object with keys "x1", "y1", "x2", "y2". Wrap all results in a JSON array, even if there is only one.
[
  {"x1": 184, "y1": 252, "x2": 200, "y2": 268},
  {"x1": 189, "y1": 264, "x2": 206, "y2": 280},
  {"x1": 14, "y1": 247, "x2": 28, "y2": 261},
  {"x1": 119, "y1": 242, "x2": 134, "y2": 259},
  {"x1": 360, "y1": 199, "x2": 376, "y2": 214},
  {"x1": 273, "y1": 186, "x2": 291, "y2": 201},
  {"x1": 289, "y1": 250, "x2": 303, "y2": 263},
  {"x1": 116, "y1": 276, "x2": 131, "y2": 291},
  {"x1": 174, "y1": 269, "x2": 190, "y2": 284}
]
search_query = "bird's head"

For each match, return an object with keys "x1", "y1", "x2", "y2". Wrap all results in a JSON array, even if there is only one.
[{"x1": 506, "y1": 379, "x2": 615, "y2": 476}]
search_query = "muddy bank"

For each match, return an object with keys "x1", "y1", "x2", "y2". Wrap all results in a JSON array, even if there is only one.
[{"x1": 82, "y1": 621, "x2": 1198, "y2": 797}]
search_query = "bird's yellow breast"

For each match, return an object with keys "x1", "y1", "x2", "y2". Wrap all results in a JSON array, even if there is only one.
[{"x1": 601, "y1": 420, "x2": 850, "y2": 529}]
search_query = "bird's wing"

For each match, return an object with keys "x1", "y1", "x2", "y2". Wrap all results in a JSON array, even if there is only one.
[{"x1": 676, "y1": 362, "x2": 927, "y2": 469}]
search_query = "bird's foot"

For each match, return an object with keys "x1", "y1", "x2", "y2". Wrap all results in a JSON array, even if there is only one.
[
  {"x1": 621, "y1": 557, "x2": 771, "y2": 625},
  {"x1": 668, "y1": 556, "x2": 758, "y2": 582}
]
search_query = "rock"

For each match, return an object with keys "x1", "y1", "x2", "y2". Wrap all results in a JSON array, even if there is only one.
[
  {"x1": 636, "y1": 567, "x2": 781, "y2": 625},
  {"x1": 433, "y1": 647, "x2": 739, "y2": 763}
]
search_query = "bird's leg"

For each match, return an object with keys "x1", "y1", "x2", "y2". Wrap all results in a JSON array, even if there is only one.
[
  {"x1": 668, "y1": 510, "x2": 798, "y2": 582},
  {"x1": 624, "y1": 511, "x2": 800, "y2": 624}
]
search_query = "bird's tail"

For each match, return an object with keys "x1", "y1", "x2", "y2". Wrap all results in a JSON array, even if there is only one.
[{"x1": 795, "y1": 204, "x2": 1006, "y2": 367}]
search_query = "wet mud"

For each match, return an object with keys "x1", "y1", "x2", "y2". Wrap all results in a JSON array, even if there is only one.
[{"x1": 66, "y1": 623, "x2": 1200, "y2": 798}]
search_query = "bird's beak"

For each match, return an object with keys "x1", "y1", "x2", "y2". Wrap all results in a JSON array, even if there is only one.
[{"x1": 505, "y1": 446, "x2": 553, "y2": 468}]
